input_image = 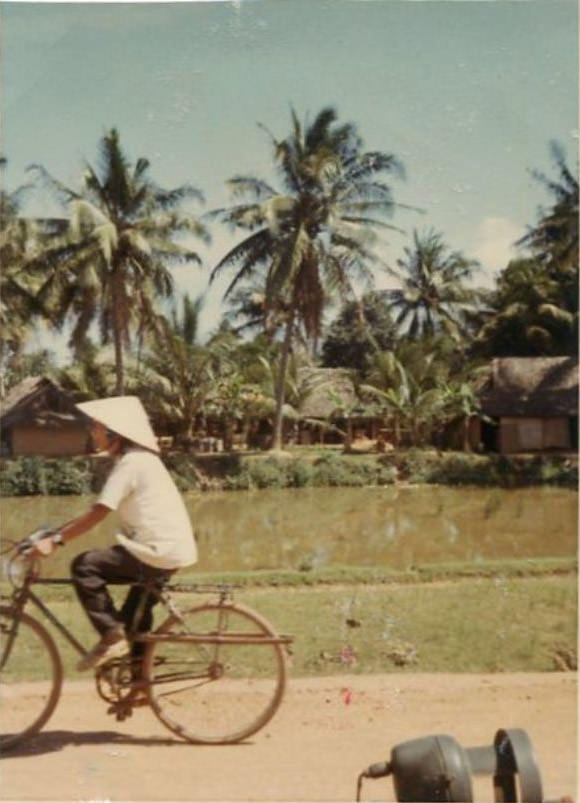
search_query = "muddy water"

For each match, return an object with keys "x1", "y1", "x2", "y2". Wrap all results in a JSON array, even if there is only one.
[{"x1": 1, "y1": 486, "x2": 576, "y2": 575}]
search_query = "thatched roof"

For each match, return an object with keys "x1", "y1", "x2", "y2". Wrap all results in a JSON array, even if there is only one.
[
  {"x1": 479, "y1": 357, "x2": 578, "y2": 417},
  {"x1": 0, "y1": 376, "x2": 82, "y2": 430},
  {"x1": 298, "y1": 368, "x2": 361, "y2": 419}
]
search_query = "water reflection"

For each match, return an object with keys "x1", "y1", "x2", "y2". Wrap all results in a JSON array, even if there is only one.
[{"x1": 1, "y1": 485, "x2": 576, "y2": 575}]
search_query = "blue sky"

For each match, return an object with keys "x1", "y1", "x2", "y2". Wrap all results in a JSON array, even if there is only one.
[{"x1": 2, "y1": 0, "x2": 578, "y2": 356}]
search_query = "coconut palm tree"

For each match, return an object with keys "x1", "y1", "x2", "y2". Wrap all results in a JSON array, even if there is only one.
[
  {"x1": 472, "y1": 257, "x2": 577, "y2": 356},
  {"x1": 57, "y1": 339, "x2": 118, "y2": 400},
  {"x1": 362, "y1": 340, "x2": 453, "y2": 446},
  {"x1": 222, "y1": 280, "x2": 294, "y2": 341},
  {"x1": 209, "y1": 106, "x2": 405, "y2": 449},
  {"x1": 387, "y1": 229, "x2": 480, "y2": 341},
  {"x1": 28, "y1": 129, "x2": 209, "y2": 394},
  {"x1": 135, "y1": 294, "x2": 216, "y2": 439},
  {"x1": 0, "y1": 170, "x2": 43, "y2": 370},
  {"x1": 321, "y1": 289, "x2": 397, "y2": 374},
  {"x1": 518, "y1": 141, "x2": 579, "y2": 271}
]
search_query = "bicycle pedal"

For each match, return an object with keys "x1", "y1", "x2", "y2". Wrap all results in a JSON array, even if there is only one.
[
  {"x1": 107, "y1": 702, "x2": 133, "y2": 721},
  {"x1": 117, "y1": 710, "x2": 132, "y2": 721}
]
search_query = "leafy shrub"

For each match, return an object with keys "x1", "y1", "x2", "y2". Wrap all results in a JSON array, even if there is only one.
[
  {"x1": 312, "y1": 454, "x2": 369, "y2": 487},
  {"x1": 377, "y1": 465, "x2": 398, "y2": 485},
  {"x1": 223, "y1": 472, "x2": 252, "y2": 491},
  {"x1": 164, "y1": 453, "x2": 202, "y2": 491},
  {"x1": 378, "y1": 448, "x2": 440, "y2": 483},
  {"x1": 285, "y1": 459, "x2": 314, "y2": 488},
  {"x1": 44, "y1": 459, "x2": 92, "y2": 494},
  {"x1": 0, "y1": 458, "x2": 43, "y2": 496},
  {"x1": 387, "y1": 450, "x2": 579, "y2": 488},
  {"x1": 427, "y1": 453, "x2": 496, "y2": 485},
  {"x1": 0, "y1": 457, "x2": 92, "y2": 496},
  {"x1": 246, "y1": 458, "x2": 287, "y2": 489}
]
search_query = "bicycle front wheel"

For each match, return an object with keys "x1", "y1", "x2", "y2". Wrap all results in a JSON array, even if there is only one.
[
  {"x1": 0, "y1": 606, "x2": 63, "y2": 751},
  {"x1": 143, "y1": 602, "x2": 287, "y2": 744}
]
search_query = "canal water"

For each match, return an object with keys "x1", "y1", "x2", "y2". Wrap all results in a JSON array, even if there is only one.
[{"x1": 1, "y1": 485, "x2": 577, "y2": 574}]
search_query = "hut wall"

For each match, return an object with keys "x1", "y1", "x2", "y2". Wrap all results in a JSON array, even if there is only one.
[
  {"x1": 12, "y1": 426, "x2": 88, "y2": 457},
  {"x1": 498, "y1": 416, "x2": 570, "y2": 454},
  {"x1": 543, "y1": 417, "x2": 571, "y2": 449}
]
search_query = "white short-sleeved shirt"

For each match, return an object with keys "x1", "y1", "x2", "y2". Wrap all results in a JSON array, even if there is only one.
[{"x1": 97, "y1": 448, "x2": 197, "y2": 570}]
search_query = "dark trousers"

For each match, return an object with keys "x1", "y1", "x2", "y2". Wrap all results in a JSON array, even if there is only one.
[{"x1": 71, "y1": 545, "x2": 174, "y2": 661}]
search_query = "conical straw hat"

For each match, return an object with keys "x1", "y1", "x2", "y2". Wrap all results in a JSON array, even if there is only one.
[{"x1": 76, "y1": 396, "x2": 160, "y2": 453}]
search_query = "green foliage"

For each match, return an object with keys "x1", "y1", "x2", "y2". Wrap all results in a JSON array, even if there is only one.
[
  {"x1": 378, "y1": 450, "x2": 578, "y2": 488},
  {"x1": 0, "y1": 176, "x2": 56, "y2": 362},
  {"x1": 0, "y1": 457, "x2": 92, "y2": 496},
  {"x1": 518, "y1": 141, "x2": 579, "y2": 272},
  {"x1": 285, "y1": 458, "x2": 314, "y2": 488},
  {"x1": 474, "y1": 144, "x2": 578, "y2": 358},
  {"x1": 211, "y1": 106, "x2": 405, "y2": 449},
  {"x1": 29, "y1": 129, "x2": 208, "y2": 394},
  {"x1": 0, "y1": 450, "x2": 574, "y2": 497},
  {"x1": 312, "y1": 453, "x2": 364, "y2": 487},
  {"x1": 138, "y1": 296, "x2": 217, "y2": 439},
  {"x1": 223, "y1": 453, "x2": 397, "y2": 491},
  {"x1": 164, "y1": 452, "x2": 202, "y2": 491},
  {"x1": 387, "y1": 228, "x2": 481, "y2": 342},
  {"x1": 3, "y1": 350, "x2": 59, "y2": 393},
  {"x1": 245, "y1": 458, "x2": 287, "y2": 489},
  {"x1": 473, "y1": 258, "x2": 578, "y2": 357},
  {"x1": 321, "y1": 291, "x2": 397, "y2": 373}
]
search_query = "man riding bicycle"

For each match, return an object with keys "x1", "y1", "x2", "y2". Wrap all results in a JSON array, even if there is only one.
[{"x1": 31, "y1": 396, "x2": 197, "y2": 671}]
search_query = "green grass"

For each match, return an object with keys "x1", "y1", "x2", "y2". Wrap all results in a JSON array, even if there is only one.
[
  {"x1": 174, "y1": 557, "x2": 577, "y2": 587},
  {"x1": 2, "y1": 570, "x2": 576, "y2": 681}
]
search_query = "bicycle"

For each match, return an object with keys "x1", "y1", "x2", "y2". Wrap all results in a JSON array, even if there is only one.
[{"x1": 0, "y1": 529, "x2": 293, "y2": 751}]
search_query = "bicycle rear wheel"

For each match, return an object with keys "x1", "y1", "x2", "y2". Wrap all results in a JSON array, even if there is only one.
[
  {"x1": 0, "y1": 606, "x2": 63, "y2": 751},
  {"x1": 143, "y1": 602, "x2": 287, "y2": 744}
]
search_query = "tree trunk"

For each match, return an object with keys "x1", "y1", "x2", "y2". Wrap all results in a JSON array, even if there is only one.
[
  {"x1": 113, "y1": 327, "x2": 124, "y2": 396},
  {"x1": 343, "y1": 418, "x2": 353, "y2": 453},
  {"x1": 392, "y1": 417, "x2": 401, "y2": 448},
  {"x1": 271, "y1": 310, "x2": 294, "y2": 451},
  {"x1": 462, "y1": 416, "x2": 472, "y2": 452},
  {"x1": 112, "y1": 269, "x2": 125, "y2": 395}
]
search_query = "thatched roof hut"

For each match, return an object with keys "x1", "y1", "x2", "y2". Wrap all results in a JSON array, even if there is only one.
[
  {"x1": 298, "y1": 367, "x2": 360, "y2": 419},
  {"x1": 0, "y1": 376, "x2": 88, "y2": 457},
  {"x1": 296, "y1": 367, "x2": 382, "y2": 445},
  {"x1": 478, "y1": 357, "x2": 578, "y2": 454},
  {"x1": 480, "y1": 357, "x2": 578, "y2": 417}
]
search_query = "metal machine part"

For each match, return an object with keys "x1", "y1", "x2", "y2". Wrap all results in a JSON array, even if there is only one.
[
  {"x1": 356, "y1": 734, "x2": 473, "y2": 802},
  {"x1": 356, "y1": 728, "x2": 548, "y2": 803}
]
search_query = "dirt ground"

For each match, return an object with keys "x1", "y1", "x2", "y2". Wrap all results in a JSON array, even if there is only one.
[{"x1": 1, "y1": 672, "x2": 577, "y2": 803}]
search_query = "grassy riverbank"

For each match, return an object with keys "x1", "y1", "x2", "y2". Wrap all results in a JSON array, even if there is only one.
[
  {"x1": 0, "y1": 448, "x2": 578, "y2": 496},
  {"x1": 4, "y1": 562, "x2": 577, "y2": 681}
]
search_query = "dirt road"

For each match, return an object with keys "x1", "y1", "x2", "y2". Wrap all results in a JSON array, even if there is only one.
[{"x1": 1, "y1": 673, "x2": 577, "y2": 802}]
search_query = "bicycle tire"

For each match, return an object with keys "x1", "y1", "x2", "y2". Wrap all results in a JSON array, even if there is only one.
[
  {"x1": 143, "y1": 602, "x2": 287, "y2": 744},
  {"x1": 0, "y1": 606, "x2": 63, "y2": 751}
]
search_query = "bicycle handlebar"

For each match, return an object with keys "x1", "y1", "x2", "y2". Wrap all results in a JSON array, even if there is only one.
[
  {"x1": 16, "y1": 527, "x2": 56, "y2": 555},
  {"x1": 1, "y1": 527, "x2": 58, "y2": 588}
]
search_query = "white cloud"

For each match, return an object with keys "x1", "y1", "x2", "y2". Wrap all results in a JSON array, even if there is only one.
[{"x1": 470, "y1": 216, "x2": 521, "y2": 286}]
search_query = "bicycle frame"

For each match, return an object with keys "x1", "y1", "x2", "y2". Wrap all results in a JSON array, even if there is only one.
[
  {"x1": 1, "y1": 565, "x2": 179, "y2": 662},
  {"x1": 3, "y1": 577, "x2": 91, "y2": 660},
  {"x1": 2, "y1": 551, "x2": 292, "y2": 746},
  {"x1": 2, "y1": 572, "x2": 289, "y2": 657}
]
